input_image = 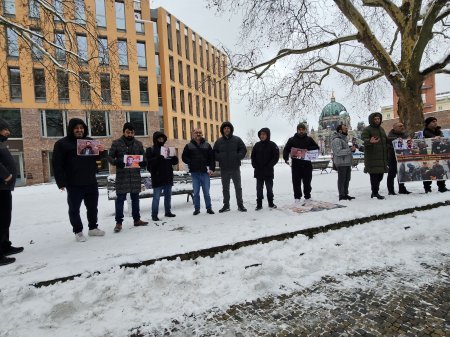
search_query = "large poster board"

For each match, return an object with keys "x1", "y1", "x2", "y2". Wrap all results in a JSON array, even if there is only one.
[{"x1": 394, "y1": 137, "x2": 450, "y2": 183}]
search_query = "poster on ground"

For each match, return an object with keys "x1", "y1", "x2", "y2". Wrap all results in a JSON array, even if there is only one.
[{"x1": 394, "y1": 138, "x2": 450, "y2": 183}]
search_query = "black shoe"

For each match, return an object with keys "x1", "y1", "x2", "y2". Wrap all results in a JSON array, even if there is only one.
[
  {"x1": 339, "y1": 196, "x2": 346, "y2": 201},
  {"x1": 152, "y1": 216, "x2": 160, "y2": 221},
  {"x1": 165, "y1": 212, "x2": 176, "y2": 217},
  {"x1": 345, "y1": 195, "x2": 355, "y2": 200},
  {"x1": 388, "y1": 192, "x2": 397, "y2": 195},
  {"x1": 206, "y1": 209, "x2": 215, "y2": 214},
  {"x1": 255, "y1": 205, "x2": 262, "y2": 211},
  {"x1": 193, "y1": 210, "x2": 200, "y2": 215},
  {"x1": 371, "y1": 193, "x2": 385, "y2": 200},
  {"x1": 218, "y1": 205, "x2": 230, "y2": 213},
  {"x1": 268, "y1": 203, "x2": 277, "y2": 209},
  {"x1": 438, "y1": 187, "x2": 448, "y2": 193},
  {"x1": 4, "y1": 246, "x2": 24, "y2": 256},
  {"x1": 0, "y1": 256, "x2": 15, "y2": 266},
  {"x1": 398, "y1": 190, "x2": 411, "y2": 194},
  {"x1": 304, "y1": 195, "x2": 311, "y2": 200},
  {"x1": 238, "y1": 206, "x2": 247, "y2": 212},
  {"x1": 425, "y1": 188, "x2": 432, "y2": 193}
]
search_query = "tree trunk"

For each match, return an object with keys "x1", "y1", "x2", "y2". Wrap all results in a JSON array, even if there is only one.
[{"x1": 395, "y1": 86, "x2": 424, "y2": 134}]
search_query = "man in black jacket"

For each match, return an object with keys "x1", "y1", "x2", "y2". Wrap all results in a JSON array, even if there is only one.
[
  {"x1": 251, "y1": 128, "x2": 280, "y2": 210},
  {"x1": 182, "y1": 128, "x2": 216, "y2": 215},
  {"x1": 423, "y1": 117, "x2": 448, "y2": 193},
  {"x1": 52, "y1": 118, "x2": 106, "y2": 242},
  {"x1": 0, "y1": 119, "x2": 23, "y2": 266},
  {"x1": 283, "y1": 123, "x2": 319, "y2": 201},
  {"x1": 386, "y1": 122, "x2": 411, "y2": 195},
  {"x1": 146, "y1": 131, "x2": 178, "y2": 221},
  {"x1": 213, "y1": 121, "x2": 247, "y2": 212}
]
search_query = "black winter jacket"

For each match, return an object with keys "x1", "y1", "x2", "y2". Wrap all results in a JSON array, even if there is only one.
[
  {"x1": 52, "y1": 118, "x2": 106, "y2": 188},
  {"x1": 283, "y1": 132, "x2": 319, "y2": 168},
  {"x1": 146, "y1": 131, "x2": 179, "y2": 188},
  {"x1": 182, "y1": 138, "x2": 215, "y2": 173},
  {"x1": 423, "y1": 127, "x2": 442, "y2": 138},
  {"x1": 251, "y1": 128, "x2": 279, "y2": 179},
  {"x1": 0, "y1": 137, "x2": 16, "y2": 191},
  {"x1": 213, "y1": 122, "x2": 247, "y2": 171}
]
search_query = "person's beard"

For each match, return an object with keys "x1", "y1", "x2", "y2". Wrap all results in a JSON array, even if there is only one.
[
  {"x1": 341, "y1": 131, "x2": 348, "y2": 136},
  {"x1": 125, "y1": 136, "x2": 134, "y2": 141}
]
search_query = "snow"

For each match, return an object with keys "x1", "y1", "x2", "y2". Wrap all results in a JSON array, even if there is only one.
[{"x1": 0, "y1": 162, "x2": 449, "y2": 337}]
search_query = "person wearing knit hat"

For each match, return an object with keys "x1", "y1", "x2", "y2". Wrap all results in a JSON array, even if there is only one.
[
  {"x1": 422, "y1": 116, "x2": 447, "y2": 193},
  {"x1": 0, "y1": 118, "x2": 23, "y2": 266},
  {"x1": 283, "y1": 122, "x2": 320, "y2": 201}
]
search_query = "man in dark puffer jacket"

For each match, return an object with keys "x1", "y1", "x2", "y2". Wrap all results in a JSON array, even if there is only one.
[{"x1": 251, "y1": 128, "x2": 279, "y2": 210}]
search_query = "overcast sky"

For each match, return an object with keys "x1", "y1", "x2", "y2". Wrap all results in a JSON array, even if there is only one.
[{"x1": 152, "y1": 0, "x2": 450, "y2": 145}]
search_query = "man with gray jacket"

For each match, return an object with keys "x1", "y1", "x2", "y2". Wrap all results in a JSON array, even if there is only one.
[
  {"x1": 331, "y1": 124, "x2": 356, "y2": 201},
  {"x1": 213, "y1": 121, "x2": 247, "y2": 212}
]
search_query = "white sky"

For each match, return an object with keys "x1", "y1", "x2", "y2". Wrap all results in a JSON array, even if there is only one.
[{"x1": 152, "y1": 0, "x2": 450, "y2": 145}]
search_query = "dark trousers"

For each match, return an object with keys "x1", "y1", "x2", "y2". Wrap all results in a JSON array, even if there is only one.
[
  {"x1": 291, "y1": 165, "x2": 313, "y2": 199},
  {"x1": 370, "y1": 173, "x2": 384, "y2": 194},
  {"x1": 256, "y1": 177, "x2": 274, "y2": 203},
  {"x1": 115, "y1": 192, "x2": 140, "y2": 224},
  {"x1": 221, "y1": 169, "x2": 244, "y2": 207},
  {"x1": 387, "y1": 157, "x2": 407, "y2": 193},
  {"x1": 423, "y1": 180, "x2": 446, "y2": 191},
  {"x1": 337, "y1": 166, "x2": 351, "y2": 197},
  {"x1": 0, "y1": 190, "x2": 12, "y2": 255},
  {"x1": 66, "y1": 184, "x2": 99, "y2": 234}
]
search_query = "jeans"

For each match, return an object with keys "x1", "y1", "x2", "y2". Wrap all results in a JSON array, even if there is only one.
[
  {"x1": 66, "y1": 184, "x2": 99, "y2": 233},
  {"x1": 220, "y1": 169, "x2": 244, "y2": 207},
  {"x1": 191, "y1": 172, "x2": 212, "y2": 210},
  {"x1": 256, "y1": 177, "x2": 274, "y2": 202},
  {"x1": 337, "y1": 166, "x2": 351, "y2": 197},
  {"x1": 152, "y1": 185, "x2": 172, "y2": 216},
  {"x1": 0, "y1": 190, "x2": 12, "y2": 254},
  {"x1": 115, "y1": 192, "x2": 140, "y2": 224}
]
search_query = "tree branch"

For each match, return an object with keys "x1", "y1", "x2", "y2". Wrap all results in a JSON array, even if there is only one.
[
  {"x1": 421, "y1": 53, "x2": 450, "y2": 77},
  {"x1": 362, "y1": 0, "x2": 404, "y2": 29}
]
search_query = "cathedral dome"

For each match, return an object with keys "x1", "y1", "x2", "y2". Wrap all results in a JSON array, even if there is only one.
[{"x1": 318, "y1": 94, "x2": 349, "y2": 130}]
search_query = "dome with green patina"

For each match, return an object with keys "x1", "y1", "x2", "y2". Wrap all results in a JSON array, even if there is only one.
[
  {"x1": 318, "y1": 94, "x2": 350, "y2": 130},
  {"x1": 320, "y1": 96, "x2": 347, "y2": 120}
]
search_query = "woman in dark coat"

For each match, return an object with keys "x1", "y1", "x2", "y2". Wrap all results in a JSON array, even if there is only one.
[
  {"x1": 145, "y1": 131, "x2": 179, "y2": 221},
  {"x1": 251, "y1": 128, "x2": 280, "y2": 210}
]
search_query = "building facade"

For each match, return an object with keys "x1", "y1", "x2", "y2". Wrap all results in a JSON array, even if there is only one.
[{"x1": 0, "y1": 1, "x2": 228, "y2": 185}]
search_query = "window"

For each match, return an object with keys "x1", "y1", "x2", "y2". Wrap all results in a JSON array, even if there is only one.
[
  {"x1": 79, "y1": 72, "x2": 91, "y2": 103},
  {"x1": 176, "y1": 21, "x2": 181, "y2": 55},
  {"x1": 195, "y1": 95, "x2": 200, "y2": 117},
  {"x1": 76, "y1": 34, "x2": 88, "y2": 63},
  {"x1": 55, "y1": 32, "x2": 66, "y2": 62},
  {"x1": 204, "y1": 123, "x2": 208, "y2": 140},
  {"x1": 134, "y1": 6, "x2": 144, "y2": 33},
  {"x1": 201, "y1": 72, "x2": 205, "y2": 93},
  {"x1": 136, "y1": 42, "x2": 147, "y2": 68},
  {"x1": 172, "y1": 117, "x2": 178, "y2": 139},
  {"x1": 29, "y1": 0, "x2": 40, "y2": 18},
  {"x1": 33, "y1": 69, "x2": 46, "y2": 102},
  {"x1": 189, "y1": 120, "x2": 194, "y2": 137},
  {"x1": 213, "y1": 79, "x2": 217, "y2": 98},
  {"x1": 192, "y1": 33, "x2": 197, "y2": 64},
  {"x1": 209, "y1": 100, "x2": 213, "y2": 119},
  {"x1": 0, "y1": 110, "x2": 22, "y2": 138},
  {"x1": 98, "y1": 37, "x2": 109, "y2": 65},
  {"x1": 220, "y1": 104, "x2": 223, "y2": 121},
  {"x1": 155, "y1": 54, "x2": 161, "y2": 78},
  {"x1": 225, "y1": 105, "x2": 228, "y2": 120},
  {"x1": 157, "y1": 84, "x2": 162, "y2": 106},
  {"x1": 186, "y1": 65, "x2": 191, "y2": 87},
  {"x1": 178, "y1": 60, "x2": 183, "y2": 84},
  {"x1": 181, "y1": 118, "x2": 187, "y2": 140},
  {"x1": 199, "y1": 37, "x2": 203, "y2": 67},
  {"x1": 202, "y1": 97, "x2": 206, "y2": 118},
  {"x1": 167, "y1": 14, "x2": 172, "y2": 50},
  {"x1": 115, "y1": 1, "x2": 126, "y2": 30},
  {"x1": 95, "y1": 0, "x2": 106, "y2": 27},
  {"x1": 8, "y1": 68, "x2": 21, "y2": 101},
  {"x1": 100, "y1": 73, "x2": 111, "y2": 103},
  {"x1": 117, "y1": 40, "x2": 128, "y2": 67},
  {"x1": 208, "y1": 77, "x2": 211, "y2": 95},
  {"x1": 139, "y1": 76, "x2": 149, "y2": 105},
  {"x1": 6, "y1": 28, "x2": 19, "y2": 58},
  {"x1": 3, "y1": 0, "x2": 16, "y2": 15},
  {"x1": 194, "y1": 69, "x2": 198, "y2": 90},
  {"x1": 224, "y1": 83, "x2": 227, "y2": 101},
  {"x1": 180, "y1": 90, "x2": 185, "y2": 113},
  {"x1": 219, "y1": 82, "x2": 222, "y2": 100},
  {"x1": 87, "y1": 111, "x2": 110, "y2": 137},
  {"x1": 215, "y1": 102, "x2": 218, "y2": 120},
  {"x1": 54, "y1": 0, "x2": 64, "y2": 21},
  {"x1": 40, "y1": 110, "x2": 67, "y2": 137},
  {"x1": 31, "y1": 30, "x2": 44, "y2": 61},
  {"x1": 169, "y1": 56, "x2": 174, "y2": 81},
  {"x1": 184, "y1": 27, "x2": 190, "y2": 59},
  {"x1": 171, "y1": 87, "x2": 176, "y2": 111},
  {"x1": 57, "y1": 70, "x2": 69, "y2": 102},
  {"x1": 188, "y1": 93, "x2": 193, "y2": 115},
  {"x1": 216, "y1": 125, "x2": 219, "y2": 140},
  {"x1": 152, "y1": 21, "x2": 159, "y2": 49},
  {"x1": 120, "y1": 75, "x2": 131, "y2": 104},
  {"x1": 206, "y1": 43, "x2": 210, "y2": 70},
  {"x1": 126, "y1": 111, "x2": 148, "y2": 136},
  {"x1": 75, "y1": 0, "x2": 86, "y2": 24},
  {"x1": 210, "y1": 124, "x2": 214, "y2": 142}
]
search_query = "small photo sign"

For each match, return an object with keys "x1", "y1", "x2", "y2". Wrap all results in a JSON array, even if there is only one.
[
  {"x1": 77, "y1": 139, "x2": 100, "y2": 156},
  {"x1": 124, "y1": 155, "x2": 143, "y2": 168}
]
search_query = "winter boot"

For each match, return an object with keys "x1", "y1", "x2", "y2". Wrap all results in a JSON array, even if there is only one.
[
  {"x1": 398, "y1": 184, "x2": 411, "y2": 194},
  {"x1": 268, "y1": 200, "x2": 277, "y2": 208},
  {"x1": 255, "y1": 199, "x2": 263, "y2": 211}
]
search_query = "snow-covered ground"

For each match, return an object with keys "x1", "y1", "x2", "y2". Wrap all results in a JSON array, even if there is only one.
[{"x1": 1, "y1": 162, "x2": 449, "y2": 337}]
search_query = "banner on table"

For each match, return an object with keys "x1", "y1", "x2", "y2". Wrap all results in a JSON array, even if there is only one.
[{"x1": 394, "y1": 138, "x2": 450, "y2": 183}]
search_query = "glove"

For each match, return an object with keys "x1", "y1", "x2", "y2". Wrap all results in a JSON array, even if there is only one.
[
  {"x1": 139, "y1": 161, "x2": 146, "y2": 168},
  {"x1": 116, "y1": 160, "x2": 125, "y2": 169}
]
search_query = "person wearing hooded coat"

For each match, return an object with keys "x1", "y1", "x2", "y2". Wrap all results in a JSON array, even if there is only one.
[
  {"x1": 52, "y1": 118, "x2": 107, "y2": 241},
  {"x1": 386, "y1": 122, "x2": 411, "y2": 195},
  {"x1": 145, "y1": 131, "x2": 179, "y2": 221},
  {"x1": 361, "y1": 112, "x2": 388, "y2": 199},
  {"x1": 0, "y1": 119, "x2": 24, "y2": 266},
  {"x1": 108, "y1": 123, "x2": 148, "y2": 233},
  {"x1": 282, "y1": 123, "x2": 319, "y2": 201},
  {"x1": 251, "y1": 128, "x2": 280, "y2": 210},
  {"x1": 213, "y1": 121, "x2": 247, "y2": 212}
]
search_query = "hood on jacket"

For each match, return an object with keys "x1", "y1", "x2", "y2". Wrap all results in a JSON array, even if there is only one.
[
  {"x1": 67, "y1": 118, "x2": 88, "y2": 139},
  {"x1": 368, "y1": 112, "x2": 383, "y2": 127},
  {"x1": 257, "y1": 127, "x2": 271, "y2": 141},
  {"x1": 153, "y1": 131, "x2": 167, "y2": 145},
  {"x1": 331, "y1": 131, "x2": 347, "y2": 142},
  {"x1": 220, "y1": 121, "x2": 234, "y2": 136}
]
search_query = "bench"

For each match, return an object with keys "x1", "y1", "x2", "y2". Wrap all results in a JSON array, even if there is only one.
[
  {"x1": 312, "y1": 160, "x2": 331, "y2": 174},
  {"x1": 351, "y1": 157, "x2": 363, "y2": 170},
  {"x1": 107, "y1": 171, "x2": 194, "y2": 203}
]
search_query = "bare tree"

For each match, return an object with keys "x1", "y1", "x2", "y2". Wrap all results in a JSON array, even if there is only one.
[
  {"x1": 245, "y1": 128, "x2": 258, "y2": 147},
  {"x1": 209, "y1": 0, "x2": 450, "y2": 132}
]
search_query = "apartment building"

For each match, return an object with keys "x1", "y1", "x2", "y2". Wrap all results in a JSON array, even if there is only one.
[{"x1": 0, "y1": 1, "x2": 229, "y2": 185}]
